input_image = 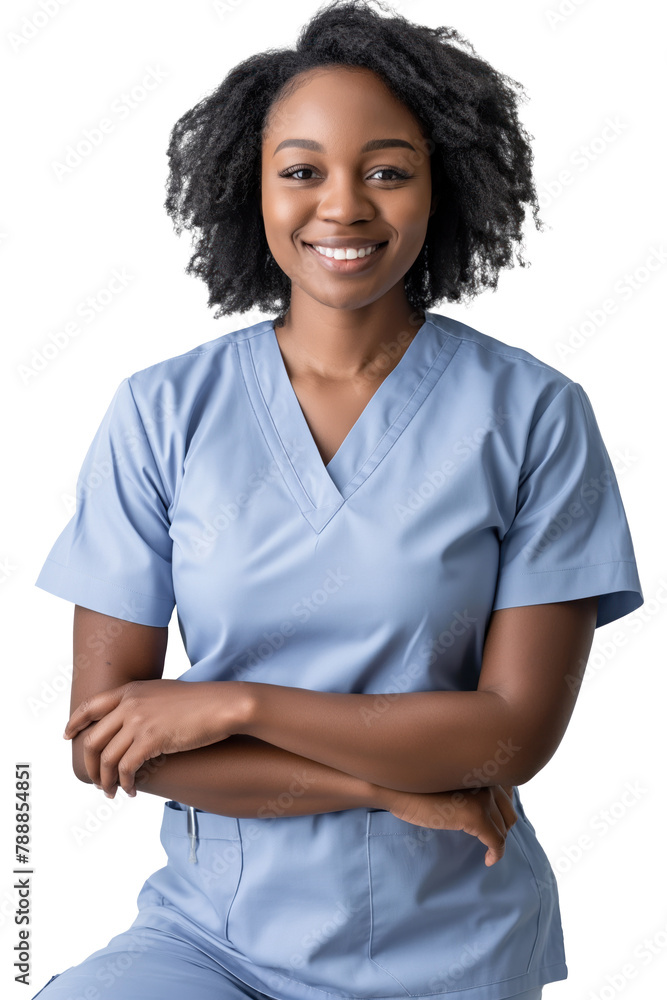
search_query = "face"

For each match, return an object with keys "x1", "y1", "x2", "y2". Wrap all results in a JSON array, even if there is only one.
[{"x1": 260, "y1": 65, "x2": 438, "y2": 315}]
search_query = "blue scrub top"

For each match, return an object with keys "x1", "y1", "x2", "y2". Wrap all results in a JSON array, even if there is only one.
[{"x1": 35, "y1": 310, "x2": 644, "y2": 1000}]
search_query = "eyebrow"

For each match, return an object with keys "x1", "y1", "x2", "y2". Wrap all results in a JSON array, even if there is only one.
[{"x1": 272, "y1": 138, "x2": 416, "y2": 157}]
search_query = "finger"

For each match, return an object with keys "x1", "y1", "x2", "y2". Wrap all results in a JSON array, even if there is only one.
[
  {"x1": 470, "y1": 811, "x2": 506, "y2": 867},
  {"x1": 498, "y1": 796, "x2": 518, "y2": 831},
  {"x1": 117, "y1": 745, "x2": 156, "y2": 797},
  {"x1": 81, "y1": 716, "x2": 124, "y2": 786},
  {"x1": 494, "y1": 786, "x2": 519, "y2": 830},
  {"x1": 483, "y1": 825, "x2": 506, "y2": 866},
  {"x1": 487, "y1": 797, "x2": 509, "y2": 838},
  {"x1": 64, "y1": 688, "x2": 124, "y2": 739},
  {"x1": 98, "y1": 728, "x2": 136, "y2": 797}
]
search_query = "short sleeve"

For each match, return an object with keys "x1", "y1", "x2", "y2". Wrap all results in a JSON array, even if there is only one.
[
  {"x1": 491, "y1": 380, "x2": 643, "y2": 629},
  {"x1": 34, "y1": 377, "x2": 175, "y2": 627}
]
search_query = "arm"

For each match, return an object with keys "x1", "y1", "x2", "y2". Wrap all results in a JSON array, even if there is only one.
[
  {"x1": 70, "y1": 606, "x2": 384, "y2": 816},
  {"x1": 131, "y1": 734, "x2": 382, "y2": 816},
  {"x1": 68, "y1": 607, "x2": 520, "y2": 864},
  {"x1": 131, "y1": 742, "x2": 519, "y2": 867},
  {"x1": 236, "y1": 596, "x2": 599, "y2": 793},
  {"x1": 70, "y1": 606, "x2": 167, "y2": 783}
]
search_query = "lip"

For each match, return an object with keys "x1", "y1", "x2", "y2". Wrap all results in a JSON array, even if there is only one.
[
  {"x1": 302, "y1": 239, "x2": 388, "y2": 273},
  {"x1": 305, "y1": 237, "x2": 388, "y2": 249}
]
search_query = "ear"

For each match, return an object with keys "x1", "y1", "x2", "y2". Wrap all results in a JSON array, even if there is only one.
[{"x1": 429, "y1": 192, "x2": 439, "y2": 218}]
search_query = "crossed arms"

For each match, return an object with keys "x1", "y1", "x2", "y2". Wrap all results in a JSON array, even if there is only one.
[{"x1": 65, "y1": 597, "x2": 598, "y2": 815}]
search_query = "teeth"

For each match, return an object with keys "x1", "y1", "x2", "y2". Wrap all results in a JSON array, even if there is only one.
[{"x1": 311, "y1": 243, "x2": 382, "y2": 260}]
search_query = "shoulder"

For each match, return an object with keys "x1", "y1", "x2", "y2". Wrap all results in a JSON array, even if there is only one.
[
  {"x1": 427, "y1": 310, "x2": 572, "y2": 386},
  {"x1": 121, "y1": 317, "x2": 274, "y2": 415},
  {"x1": 426, "y1": 310, "x2": 581, "y2": 422}
]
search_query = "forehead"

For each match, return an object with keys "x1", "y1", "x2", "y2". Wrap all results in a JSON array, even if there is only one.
[{"x1": 262, "y1": 65, "x2": 422, "y2": 144}]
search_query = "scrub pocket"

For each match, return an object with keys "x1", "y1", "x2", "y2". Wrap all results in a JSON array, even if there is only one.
[
  {"x1": 138, "y1": 800, "x2": 244, "y2": 943},
  {"x1": 225, "y1": 809, "x2": 377, "y2": 997},
  {"x1": 366, "y1": 809, "x2": 543, "y2": 995}
]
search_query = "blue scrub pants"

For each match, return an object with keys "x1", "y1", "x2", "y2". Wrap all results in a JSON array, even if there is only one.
[
  {"x1": 30, "y1": 928, "x2": 277, "y2": 999},
  {"x1": 32, "y1": 933, "x2": 543, "y2": 1000},
  {"x1": 33, "y1": 952, "x2": 543, "y2": 1000},
  {"x1": 30, "y1": 800, "x2": 545, "y2": 1000}
]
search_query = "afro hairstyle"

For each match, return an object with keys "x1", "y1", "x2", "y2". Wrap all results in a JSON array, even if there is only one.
[{"x1": 164, "y1": 0, "x2": 544, "y2": 327}]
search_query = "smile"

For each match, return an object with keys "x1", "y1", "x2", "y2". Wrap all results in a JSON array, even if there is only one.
[{"x1": 302, "y1": 240, "x2": 389, "y2": 272}]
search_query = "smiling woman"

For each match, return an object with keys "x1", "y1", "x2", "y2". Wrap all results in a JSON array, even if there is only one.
[
  {"x1": 33, "y1": 2, "x2": 643, "y2": 1000},
  {"x1": 260, "y1": 67, "x2": 435, "y2": 352},
  {"x1": 257, "y1": 60, "x2": 447, "y2": 464}
]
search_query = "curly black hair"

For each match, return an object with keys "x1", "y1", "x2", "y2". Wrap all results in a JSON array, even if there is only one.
[{"x1": 164, "y1": 0, "x2": 544, "y2": 327}]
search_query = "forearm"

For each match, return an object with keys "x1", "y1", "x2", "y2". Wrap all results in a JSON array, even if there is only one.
[
  {"x1": 129, "y1": 733, "x2": 390, "y2": 818},
  {"x1": 238, "y1": 684, "x2": 526, "y2": 793}
]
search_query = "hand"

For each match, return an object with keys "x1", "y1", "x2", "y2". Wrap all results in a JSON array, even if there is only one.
[
  {"x1": 63, "y1": 679, "x2": 245, "y2": 798},
  {"x1": 381, "y1": 784, "x2": 518, "y2": 866}
]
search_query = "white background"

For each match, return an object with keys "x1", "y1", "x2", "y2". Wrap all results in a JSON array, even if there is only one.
[{"x1": 3, "y1": 0, "x2": 665, "y2": 997}]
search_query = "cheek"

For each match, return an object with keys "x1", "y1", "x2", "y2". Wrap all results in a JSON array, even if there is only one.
[
  {"x1": 392, "y1": 212, "x2": 430, "y2": 265},
  {"x1": 262, "y1": 192, "x2": 306, "y2": 252},
  {"x1": 398, "y1": 187, "x2": 432, "y2": 231},
  {"x1": 388, "y1": 182, "x2": 431, "y2": 231},
  {"x1": 270, "y1": 198, "x2": 301, "y2": 230},
  {"x1": 262, "y1": 173, "x2": 301, "y2": 220}
]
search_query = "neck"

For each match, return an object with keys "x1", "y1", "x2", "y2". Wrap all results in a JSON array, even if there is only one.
[{"x1": 274, "y1": 297, "x2": 426, "y2": 382}]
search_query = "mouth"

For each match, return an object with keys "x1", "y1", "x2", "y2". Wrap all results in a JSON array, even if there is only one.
[{"x1": 302, "y1": 240, "x2": 389, "y2": 273}]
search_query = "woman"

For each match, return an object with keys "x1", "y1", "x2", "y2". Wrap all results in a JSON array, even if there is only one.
[{"x1": 33, "y1": 1, "x2": 643, "y2": 998}]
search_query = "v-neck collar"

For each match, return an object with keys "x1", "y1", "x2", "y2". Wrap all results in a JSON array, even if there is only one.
[{"x1": 238, "y1": 311, "x2": 461, "y2": 532}]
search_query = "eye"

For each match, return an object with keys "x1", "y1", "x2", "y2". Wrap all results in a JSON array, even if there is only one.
[
  {"x1": 279, "y1": 165, "x2": 317, "y2": 180},
  {"x1": 368, "y1": 167, "x2": 411, "y2": 181},
  {"x1": 278, "y1": 164, "x2": 412, "y2": 182}
]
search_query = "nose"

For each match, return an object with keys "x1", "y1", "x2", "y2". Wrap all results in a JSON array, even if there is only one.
[{"x1": 314, "y1": 169, "x2": 376, "y2": 225}]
